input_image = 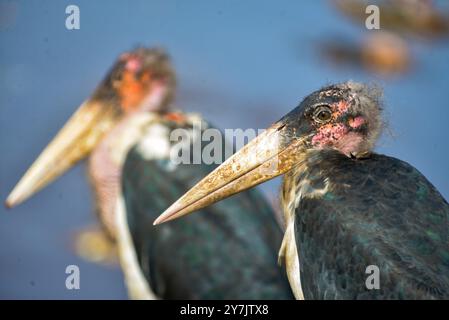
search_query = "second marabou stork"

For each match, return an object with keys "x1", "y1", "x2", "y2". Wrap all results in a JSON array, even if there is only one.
[
  {"x1": 6, "y1": 47, "x2": 293, "y2": 299},
  {"x1": 155, "y1": 81, "x2": 449, "y2": 299}
]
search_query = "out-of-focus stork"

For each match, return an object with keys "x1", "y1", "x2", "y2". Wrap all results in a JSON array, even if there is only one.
[
  {"x1": 333, "y1": 0, "x2": 449, "y2": 40},
  {"x1": 155, "y1": 81, "x2": 449, "y2": 299},
  {"x1": 6, "y1": 47, "x2": 293, "y2": 299}
]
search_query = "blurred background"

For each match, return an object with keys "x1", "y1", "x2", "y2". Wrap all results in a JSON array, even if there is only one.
[{"x1": 0, "y1": 0, "x2": 448, "y2": 299}]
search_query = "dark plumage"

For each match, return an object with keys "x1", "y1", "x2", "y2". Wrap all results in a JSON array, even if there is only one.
[
  {"x1": 123, "y1": 119, "x2": 294, "y2": 299},
  {"x1": 289, "y1": 150, "x2": 449, "y2": 299}
]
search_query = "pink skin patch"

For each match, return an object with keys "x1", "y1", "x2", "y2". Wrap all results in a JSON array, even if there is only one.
[
  {"x1": 125, "y1": 57, "x2": 142, "y2": 73},
  {"x1": 336, "y1": 100, "x2": 350, "y2": 113},
  {"x1": 311, "y1": 116, "x2": 365, "y2": 157},
  {"x1": 331, "y1": 100, "x2": 350, "y2": 119},
  {"x1": 311, "y1": 100, "x2": 367, "y2": 156},
  {"x1": 312, "y1": 123, "x2": 348, "y2": 147},
  {"x1": 348, "y1": 116, "x2": 365, "y2": 128}
]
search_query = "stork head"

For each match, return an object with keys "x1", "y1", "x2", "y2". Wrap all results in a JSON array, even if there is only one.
[
  {"x1": 6, "y1": 47, "x2": 175, "y2": 208},
  {"x1": 154, "y1": 81, "x2": 383, "y2": 224},
  {"x1": 94, "y1": 47, "x2": 175, "y2": 113},
  {"x1": 290, "y1": 81, "x2": 383, "y2": 158}
]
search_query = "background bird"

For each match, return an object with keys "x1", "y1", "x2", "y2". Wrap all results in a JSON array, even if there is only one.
[
  {"x1": 155, "y1": 81, "x2": 449, "y2": 299},
  {"x1": 5, "y1": 47, "x2": 293, "y2": 299},
  {"x1": 318, "y1": 32, "x2": 411, "y2": 76},
  {"x1": 315, "y1": 1, "x2": 449, "y2": 78},
  {"x1": 333, "y1": 0, "x2": 449, "y2": 40}
]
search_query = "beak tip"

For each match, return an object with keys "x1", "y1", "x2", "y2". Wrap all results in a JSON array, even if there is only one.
[
  {"x1": 153, "y1": 202, "x2": 185, "y2": 225},
  {"x1": 5, "y1": 192, "x2": 21, "y2": 209},
  {"x1": 4, "y1": 199, "x2": 13, "y2": 209},
  {"x1": 153, "y1": 212, "x2": 171, "y2": 226}
]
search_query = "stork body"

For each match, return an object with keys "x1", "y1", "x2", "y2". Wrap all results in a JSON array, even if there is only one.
[
  {"x1": 281, "y1": 151, "x2": 449, "y2": 299},
  {"x1": 121, "y1": 116, "x2": 293, "y2": 299},
  {"x1": 156, "y1": 81, "x2": 449, "y2": 299}
]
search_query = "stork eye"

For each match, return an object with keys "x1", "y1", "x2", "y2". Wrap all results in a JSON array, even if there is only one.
[{"x1": 313, "y1": 105, "x2": 332, "y2": 123}]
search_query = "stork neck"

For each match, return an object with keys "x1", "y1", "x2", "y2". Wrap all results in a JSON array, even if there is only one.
[{"x1": 281, "y1": 149, "x2": 360, "y2": 223}]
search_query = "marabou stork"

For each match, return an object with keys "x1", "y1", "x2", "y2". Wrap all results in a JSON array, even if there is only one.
[
  {"x1": 6, "y1": 47, "x2": 293, "y2": 299},
  {"x1": 155, "y1": 81, "x2": 449, "y2": 299}
]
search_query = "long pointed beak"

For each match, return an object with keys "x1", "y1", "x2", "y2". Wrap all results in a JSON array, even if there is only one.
[
  {"x1": 153, "y1": 120, "x2": 308, "y2": 225},
  {"x1": 5, "y1": 101, "x2": 121, "y2": 208}
]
